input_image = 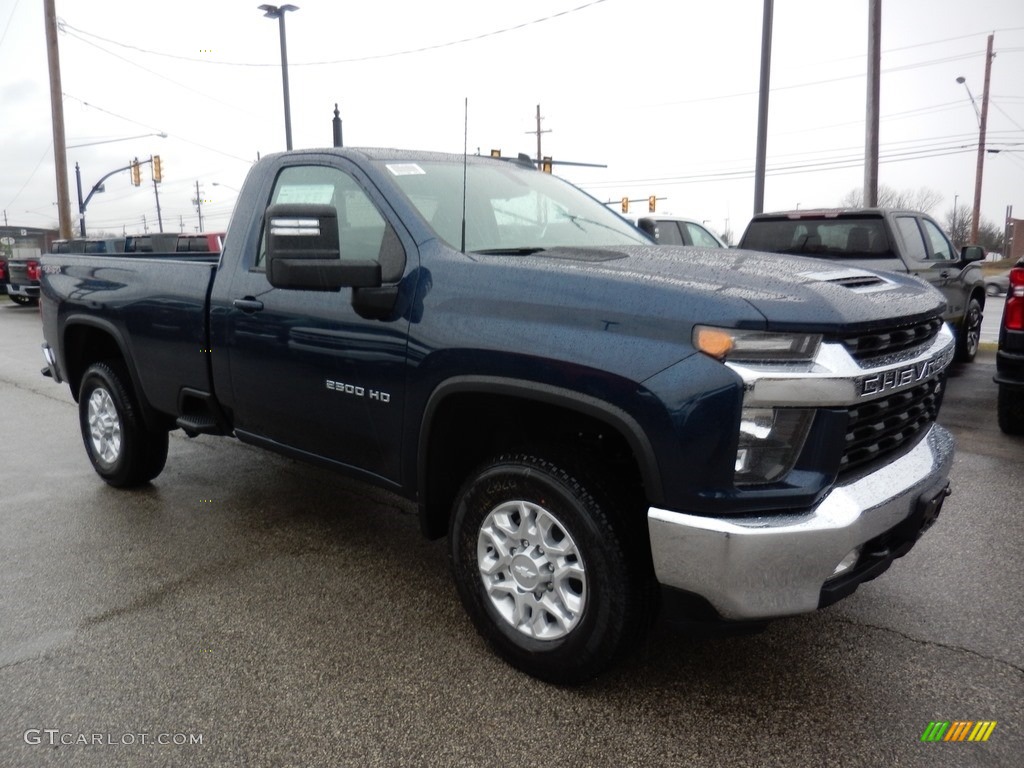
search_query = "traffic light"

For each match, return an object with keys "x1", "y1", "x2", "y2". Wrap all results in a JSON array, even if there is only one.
[
  {"x1": 152, "y1": 155, "x2": 162, "y2": 183},
  {"x1": 541, "y1": 156, "x2": 553, "y2": 174},
  {"x1": 648, "y1": 195, "x2": 657, "y2": 213},
  {"x1": 130, "y1": 159, "x2": 141, "y2": 187},
  {"x1": 621, "y1": 197, "x2": 629, "y2": 213}
]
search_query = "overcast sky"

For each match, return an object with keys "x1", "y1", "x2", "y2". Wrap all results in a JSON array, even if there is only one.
[{"x1": 2, "y1": 0, "x2": 1022, "y2": 242}]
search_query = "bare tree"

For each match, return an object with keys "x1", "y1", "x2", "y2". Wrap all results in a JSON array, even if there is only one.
[
  {"x1": 977, "y1": 219, "x2": 1005, "y2": 255},
  {"x1": 839, "y1": 184, "x2": 942, "y2": 213},
  {"x1": 943, "y1": 205, "x2": 1005, "y2": 254},
  {"x1": 944, "y1": 203, "x2": 972, "y2": 248}
]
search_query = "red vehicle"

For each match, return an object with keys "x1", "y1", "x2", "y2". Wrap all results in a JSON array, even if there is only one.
[
  {"x1": 5, "y1": 256, "x2": 40, "y2": 306},
  {"x1": 995, "y1": 258, "x2": 1024, "y2": 433}
]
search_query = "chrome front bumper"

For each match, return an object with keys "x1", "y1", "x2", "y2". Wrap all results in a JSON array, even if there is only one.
[{"x1": 648, "y1": 422, "x2": 954, "y2": 620}]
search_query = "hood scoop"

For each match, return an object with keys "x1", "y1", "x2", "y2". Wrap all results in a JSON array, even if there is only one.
[{"x1": 799, "y1": 267, "x2": 895, "y2": 294}]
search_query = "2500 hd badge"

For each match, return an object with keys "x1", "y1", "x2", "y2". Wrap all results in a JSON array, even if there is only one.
[{"x1": 325, "y1": 379, "x2": 391, "y2": 403}]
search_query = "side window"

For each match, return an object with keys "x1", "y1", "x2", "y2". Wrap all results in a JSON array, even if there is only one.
[
  {"x1": 895, "y1": 217, "x2": 927, "y2": 261},
  {"x1": 256, "y1": 165, "x2": 405, "y2": 280},
  {"x1": 655, "y1": 221, "x2": 685, "y2": 245},
  {"x1": 921, "y1": 219, "x2": 954, "y2": 261},
  {"x1": 684, "y1": 223, "x2": 721, "y2": 248}
]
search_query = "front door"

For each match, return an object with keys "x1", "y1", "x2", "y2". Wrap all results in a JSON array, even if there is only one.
[{"x1": 220, "y1": 159, "x2": 414, "y2": 482}]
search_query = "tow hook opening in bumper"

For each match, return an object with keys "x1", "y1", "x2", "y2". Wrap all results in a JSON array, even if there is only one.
[{"x1": 819, "y1": 482, "x2": 951, "y2": 608}]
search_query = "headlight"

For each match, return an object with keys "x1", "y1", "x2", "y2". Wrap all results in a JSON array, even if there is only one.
[
  {"x1": 693, "y1": 326, "x2": 821, "y2": 363},
  {"x1": 735, "y1": 407, "x2": 814, "y2": 485}
]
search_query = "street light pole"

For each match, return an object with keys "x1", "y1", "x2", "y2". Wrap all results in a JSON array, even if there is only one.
[{"x1": 259, "y1": 4, "x2": 299, "y2": 151}]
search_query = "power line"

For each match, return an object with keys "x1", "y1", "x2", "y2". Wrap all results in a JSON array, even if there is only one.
[
  {"x1": 0, "y1": 0, "x2": 22, "y2": 51},
  {"x1": 58, "y1": 1, "x2": 611, "y2": 67},
  {"x1": 62, "y1": 93, "x2": 255, "y2": 163},
  {"x1": 582, "y1": 144, "x2": 977, "y2": 189},
  {"x1": 60, "y1": 26, "x2": 263, "y2": 119}
]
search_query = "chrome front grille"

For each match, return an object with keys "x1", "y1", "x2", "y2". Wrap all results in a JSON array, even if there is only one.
[{"x1": 840, "y1": 376, "x2": 944, "y2": 474}]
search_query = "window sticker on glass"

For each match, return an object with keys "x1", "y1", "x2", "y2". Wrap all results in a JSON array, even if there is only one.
[
  {"x1": 386, "y1": 163, "x2": 426, "y2": 176},
  {"x1": 274, "y1": 184, "x2": 335, "y2": 205}
]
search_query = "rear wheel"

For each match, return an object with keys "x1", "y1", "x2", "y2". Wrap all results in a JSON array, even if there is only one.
[
  {"x1": 954, "y1": 298, "x2": 982, "y2": 363},
  {"x1": 79, "y1": 361, "x2": 169, "y2": 487},
  {"x1": 449, "y1": 453, "x2": 654, "y2": 684},
  {"x1": 997, "y1": 385, "x2": 1024, "y2": 435}
]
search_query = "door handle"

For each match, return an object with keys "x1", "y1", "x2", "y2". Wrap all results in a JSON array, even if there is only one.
[
  {"x1": 232, "y1": 297, "x2": 264, "y2": 313},
  {"x1": 939, "y1": 270, "x2": 950, "y2": 279}
]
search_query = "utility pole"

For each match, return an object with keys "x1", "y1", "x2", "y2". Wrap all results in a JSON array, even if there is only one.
[
  {"x1": 194, "y1": 181, "x2": 205, "y2": 232},
  {"x1": 43, "y1": 0, "x2": 72, "y2": 238},
  {"x1": 864, "y1": 0, "x2": 882, "y2": 207},
  {"x1": 753, "y1": 0, "x2": 774, "y2": 215},
  {"x1": 526, "y1": 105, "x2": 551, "y2": 167},
  {"x1": 970, "y1": 33, "x2": 994, "y2": 244}
]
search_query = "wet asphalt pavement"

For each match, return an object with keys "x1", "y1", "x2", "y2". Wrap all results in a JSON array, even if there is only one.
[{"x1": 1, "y1": 297, "x2": 1021, "y2": 767}]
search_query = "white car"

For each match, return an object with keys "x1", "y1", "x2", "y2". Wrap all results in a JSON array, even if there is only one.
[{"x1": 628, "y1": 214, "x2": 729, "y2": 248}]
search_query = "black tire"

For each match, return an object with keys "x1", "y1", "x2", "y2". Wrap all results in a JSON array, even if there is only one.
[
  {"x1": 954, "y1": 297, "x2": 982, "y2": 363},
  {"x1": 997, "y1": 385, "x2": 1024, "y2": 435},
  {"x1": 78, "y1": 361, "x2": 169, "y2": 487},
  {"x1": 449, "y1": 454, "x2": 654, "y2": 684},
  {"x1": 8, "y1": 294, "x2": 37, "y2": 307}
]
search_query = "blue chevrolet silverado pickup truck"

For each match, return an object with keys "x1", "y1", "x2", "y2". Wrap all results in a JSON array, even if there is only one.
[{"x1": 40, "y1": 148, "x2": 956, "y2": 683}]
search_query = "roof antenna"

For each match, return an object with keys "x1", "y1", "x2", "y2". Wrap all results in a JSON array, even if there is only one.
[{"x1": 461, "y1": 97, "x2": 468, "y2": 254}]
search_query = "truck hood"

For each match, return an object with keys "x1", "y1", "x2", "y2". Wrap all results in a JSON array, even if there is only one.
[{"x1": 521, "y1": 244, "x2": 946, "y2": 334}]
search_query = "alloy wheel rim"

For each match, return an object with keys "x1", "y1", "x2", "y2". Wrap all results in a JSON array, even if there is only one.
[
  {"x1": 88, "y1": 387, "x2": 121, "y2": 465},
  {"x1": 966, "y1": 307, "x2": 981, "y2": 356},
  {"x1": 476, "y1": 499, "x2": 586, "y2": 640}
]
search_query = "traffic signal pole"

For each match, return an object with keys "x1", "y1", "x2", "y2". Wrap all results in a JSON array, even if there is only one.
[
  {"x1": 77, "y1": 159, "x2": 148, "y2": 236},
  {"x1": 151, "y1": 155, "x2": 164, "y2": 233}
]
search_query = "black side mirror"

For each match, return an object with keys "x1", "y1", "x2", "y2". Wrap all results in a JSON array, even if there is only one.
[
  {"x1": 960, "y1": 244, "x2": 985, "y2": 264},
  {"x1": 264, "y1": 203, "x2": 382, "y2": 291}
]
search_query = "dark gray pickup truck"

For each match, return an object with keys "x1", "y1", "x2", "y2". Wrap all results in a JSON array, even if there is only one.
[
  {"x1": 40, "y1": 149, "x2": 957, "y2": 683},
  {"x1": 740, "y1": 208, "x2": 987, "y2": 362}
]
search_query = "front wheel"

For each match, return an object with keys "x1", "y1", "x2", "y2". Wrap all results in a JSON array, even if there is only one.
[
  {"x1": 449, "y1": 454, "x2": 653, "y2": 684},
  {"x1": 954, "y1": 298, "x2": 982, "y2": 363},
  {"x1": 78, "y1": 361, "x2": 169, "y2": 487}
]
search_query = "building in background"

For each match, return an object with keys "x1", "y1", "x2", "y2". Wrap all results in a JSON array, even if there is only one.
[{"x1": 0, "y1": 226, "x2": 59, "y2": 260}]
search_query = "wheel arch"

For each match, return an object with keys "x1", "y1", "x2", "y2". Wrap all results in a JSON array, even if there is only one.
[
  {"x1": 62, "y1": 316, "x2": 169, "y2": 430},
  {"x1": 416, "y1": 376, "x2": 662, "y2": 540}
]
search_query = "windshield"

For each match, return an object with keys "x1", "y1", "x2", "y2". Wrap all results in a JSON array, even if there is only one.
[{"x1": 380, "y1": 159, "x2": 649, "y2": 252}]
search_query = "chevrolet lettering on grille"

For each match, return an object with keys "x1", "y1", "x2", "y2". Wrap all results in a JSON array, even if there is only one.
[{"x1": 859, "y1": 345, "x2": 953, "y2": 398}]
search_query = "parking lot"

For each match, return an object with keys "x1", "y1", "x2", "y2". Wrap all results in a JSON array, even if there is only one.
[{"x1": 1, "y1": 297, "x2": 1021, "y2": 767}]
